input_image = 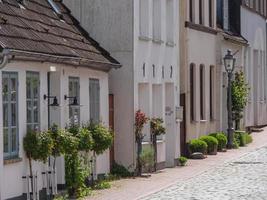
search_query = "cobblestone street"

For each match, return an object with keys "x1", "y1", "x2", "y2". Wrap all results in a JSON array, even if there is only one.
[{"x1": 141, "y1": 146, "x2": 267, "y2": 200}]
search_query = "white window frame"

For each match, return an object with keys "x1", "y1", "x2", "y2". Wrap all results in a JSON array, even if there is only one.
[
  {"x1": 2, "y1": 72, "x2": 19, "y2": 159},
  {"x1": 26, "y1": 71, "x2": 40, "y2": 131}
]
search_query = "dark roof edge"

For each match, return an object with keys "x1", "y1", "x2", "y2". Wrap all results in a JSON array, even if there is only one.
[
  {"x1": 6, "y1": 48, "x2": 121, "y2": 71},
  {"x1": 59, "y1": 1, "x2": 121, "y2": 68}
]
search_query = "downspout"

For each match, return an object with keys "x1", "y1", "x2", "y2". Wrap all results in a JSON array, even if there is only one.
[{"x1": 0, "y1": 49, "x2": 9, "y2": 69}]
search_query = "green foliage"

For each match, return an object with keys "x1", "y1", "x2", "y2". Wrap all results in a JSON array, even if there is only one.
[
  {"x1": 233, "y1": 139, "x2": 239, "y2": 149},
  {"x1": 140, "y1": 147, "x2": 154, "y2": 171},
  {"x1": 86, "y1": 123, "x2": 113, "y2": 155},
  {"x1": 234, "y1": 131, "x2": 246, "y2": 147},
  {"x1": 245, "y1": 133, "x2": 253, "y2": 144},
  {"x1": 77, "y1": 128, "x2": 94, "y2": 152},
  {"x1": 209, "y1": 132, "x2": 227, "y2": 151},
  {"x1": 150, "y1": 118, "x2": 166, "y2": 136},
  {"x1": 199, "y1": 136, "x2": 218, "y2": 154},
  {"x1": 231, "y1": 71, "x2": 250, "y2": 129},
  {"x1": 110, "y1": 163, "x2": 133, "y2": 178},
  {"x1": 178, "y1": 156, "x2": 188, "y2": 166},
  {"x1": 188, "y1": 139, "x2": 208, "y2": 154},
  {"x1": 93, "y1": 180, "x2": 111, "y2": 190},
  {"x1": 23, "y1": 130, "x2": 53, "y2": 163},
  {"x1": 65, "y1": 153, "x2": 90, "y2": 198}
]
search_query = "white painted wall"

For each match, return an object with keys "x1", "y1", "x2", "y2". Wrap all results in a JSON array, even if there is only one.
[
  {"x1": 241, "y1": 7, "x2": 267, "y2": 127},
  {"x1": 0, "y1": 61, "x2": 110, "y2": 199},
  {"x1": 63, "y1": 0, "x2": 180, "y2": 168}
]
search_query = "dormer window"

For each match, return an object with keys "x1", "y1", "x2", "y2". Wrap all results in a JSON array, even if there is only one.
[{"x1": 47, "y1": 0, "x2": 62, "y2": 18}]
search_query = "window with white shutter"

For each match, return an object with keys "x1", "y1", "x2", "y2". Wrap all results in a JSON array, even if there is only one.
[{"x1": 89, "y1": 79, "x2": 100, "y2": 124}]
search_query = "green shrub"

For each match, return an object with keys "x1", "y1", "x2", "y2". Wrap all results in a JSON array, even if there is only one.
[
  {"x1": 178, "y1": 156, "x2": 188, "y2": 166},
  {"x1": 233, "y1": 138, "x2": 239, "y2": 149},
  {"x1": 188, "y1": 139, "x2": 208, "y2": 154},
  {"x1": 93, "y1": 180, "x2": 111, "y2": 190},
  {"x1": 245, "y1": 133, "x2": 253, "y2": 144},
  {"x1": 209, "y1": 132, "x2": 227, "y2": 151},
  {"x1": 111, "y1": 163, "x2": 133, "y2": 178},
  {"x1": 199, "y1": 136, "x2": 218, "y2": 154},
  {"x1": 234, "y1": 131, "x2": 246, "y2": 147},
  {"x1": 140, "y1": 147, "x2": 154, "y2": 172}
]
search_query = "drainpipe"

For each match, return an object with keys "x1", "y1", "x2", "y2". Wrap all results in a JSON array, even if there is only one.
[{"x1": 0, "y1": 49, "x2": 9, "y2": 69}]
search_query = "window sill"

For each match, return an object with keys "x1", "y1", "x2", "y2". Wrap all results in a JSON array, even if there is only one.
[
  {"x1": 166, "y1": 41, "x2": 175, "y2": 47},
  {"x1": 4, "y1": 157, "x2": 22, "y2": 165},
  {"x1": 152, "y1": 38, "x2": 164, "y2": 44},
  {"x1": 185, "y1": 21, "x2": 218, "y2": 35},
  {"x1": 200, "y1": 120, "x2": 207, "y2": 123},
  {"x1": 139, "y1": 35, "x2": 151, "y2": 41}
]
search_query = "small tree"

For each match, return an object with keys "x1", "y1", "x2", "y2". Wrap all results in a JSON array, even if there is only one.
[
  {"x1": 134, "y1": 110, "x2": 149, "y2": 176},
  {"x1": 23, "y1": 130, "x2": 53, "y2": 197},
  {"x1": 150, "y1": 118, "x2": 165, "y2": 171},
  {"x1": 231, "y1": 71, "x2": 250, "y2": 130}
]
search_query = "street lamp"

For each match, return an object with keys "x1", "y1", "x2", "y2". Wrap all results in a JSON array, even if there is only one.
[{"x1": 223, "y1": 50, "x2": 236, "y2": 149}]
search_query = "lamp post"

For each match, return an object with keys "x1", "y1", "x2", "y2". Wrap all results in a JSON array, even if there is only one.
[{"x1": 223, "y1": 50, "x2": 236, "y2": 149}]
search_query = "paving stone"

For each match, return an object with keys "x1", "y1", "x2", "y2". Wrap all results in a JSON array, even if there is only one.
[{"x1": 140, "y1": 147, "x2": 267, "y2": 200}]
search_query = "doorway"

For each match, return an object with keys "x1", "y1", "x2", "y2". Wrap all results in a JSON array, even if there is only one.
[{"x1": 180, "y1": 93, "x2": 187, "y2": 156}]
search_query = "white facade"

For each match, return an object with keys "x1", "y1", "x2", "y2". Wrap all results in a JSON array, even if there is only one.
[
  {"x1": 0, "y1": 61, "x2": 110, "y2": 199},
  {"x1": 241, "y1": 7, "x2": 267, "y2": 127},
  {"x1": 64, "y1": 0, "x2": 180, "y2": 168}
]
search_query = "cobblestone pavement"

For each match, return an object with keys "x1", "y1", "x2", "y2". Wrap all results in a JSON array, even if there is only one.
[{"x1": 141, "y1": 146, "x2": 267, "y2": 200}]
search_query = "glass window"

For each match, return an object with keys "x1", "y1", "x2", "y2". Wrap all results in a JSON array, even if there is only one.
[
  {"x1": 26, "y1": 72, "x2": 40, "y2": 131},
  {"x1": 200, "y1": 65, "x2": 205, "y2": 120},
  {"x1": 140, "y1": 0, "x2": 149, "y2": 37},
  {"x1": 199, "y1": 0, "x2": 204, "y2": 25},
  {"x1": 153, "y1": 0, "x2": 161, "y2": 40},
  {"x1": 89, "y1": 79, "x2": 100, "y2": 124},
  {"x1": 166, "y1": 0, "x2": 174, "y2": 42},
  {"x1": 210, "y1": 66, "x2": 215, "y2": 120},
  {"x1": 69, "y1": 77, "x2": 80, "y2": 125},
  {"x1": 2, "y1": 72, "x2": 18, "y2": 158},
  {"x1": 190, "y1": 64, "x2": 195, "y2": 121}
]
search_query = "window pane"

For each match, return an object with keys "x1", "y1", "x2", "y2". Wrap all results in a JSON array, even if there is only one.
[
  {"x1": 11, "y1": 128, "x2": 17, "y2": 152},
  {"x1": 33, "y1": 101, "x2": 39, "y2": 123},
  {"x1": 10, "y1": 77, "x2": 17, "y2": 101},
  {"x1": 2, "y1": 77, "x2": 8, "y2": 102},
  {"x1": 3, "y1": 103, "x2": 8, "y2": 127},
  {"x1": 11, "y1": 103, "x2": 17, "y2": 126},
  {"x1": 27, "y1": 101, "x2": 32, "y2": 123},
  {"x1": 69, "y1": 77, "x2": 80, "y2": 125},
  {"x1": 3, "y1": 128, "x2": 8, "y2": 153},
  {"x1": 26, "y1": 77, "x2": 31, "y2": 99},
  {"x1": 89, "y1": 79, "x2": 100, "y2": 123}
]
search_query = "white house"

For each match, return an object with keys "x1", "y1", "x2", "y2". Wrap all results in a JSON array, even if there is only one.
[
  {"x1": 63, "y1": 0, "x2": 180, "y2": 169},
  {"x1": 241, "y1": 0, "x2": 267, "y2": 128},
  {"x1": 216, "y1": 0, "x2": 248, "y2": 132},
  {"x1": 0, "y1": 0, "x2": 120, "y2": 199},
  {"x1": 179, "y1": 0, "x2": 219, "y2": 150}
]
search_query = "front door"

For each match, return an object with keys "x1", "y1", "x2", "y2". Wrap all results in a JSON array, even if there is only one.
[{"x1": 180, "y1": 93, "x2": 186, "y2": 156}]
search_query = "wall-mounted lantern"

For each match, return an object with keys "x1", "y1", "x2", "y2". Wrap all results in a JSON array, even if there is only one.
[
  {"x1": 44, "y1": 94, "x2": 59, "y2": 107},
  {"x1": 64, "y1": 95, "x2": 81, "y2": 108}
]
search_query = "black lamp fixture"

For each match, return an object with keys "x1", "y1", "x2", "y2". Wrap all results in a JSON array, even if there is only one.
[
  {"x1": 223, "y1": 49, "x2": 236, "y2": 149},
  {"x1": 44, "y1": 94, "x2": 59, "y2": 107},
  {"x1": 64, "y1": 95, "x2": 80, "y2": 107}
]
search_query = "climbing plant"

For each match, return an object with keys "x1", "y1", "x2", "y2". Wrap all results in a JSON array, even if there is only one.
[{"x1": 231, "y1": 71, "x2": 250, "y2": 130}]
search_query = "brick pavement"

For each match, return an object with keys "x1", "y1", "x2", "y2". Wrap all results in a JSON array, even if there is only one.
[{"x1": 87, "y1": 127, "x2": 267, "y2": 200}]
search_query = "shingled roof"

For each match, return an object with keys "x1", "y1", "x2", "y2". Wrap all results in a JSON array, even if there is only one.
[{"x1": 0, "y1": 0, "x2": 121, "y2": 71}]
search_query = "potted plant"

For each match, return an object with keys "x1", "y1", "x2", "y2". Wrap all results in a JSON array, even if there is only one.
[
  {"x1": 178, "y1": 156, "x2": 188, "y2": 166},
  {"x1": 134, "y1": 110, "x2": 149, "y2": 176},
  {"x1": 150, "y1": 118, "x2": 165, "y2": 172}
]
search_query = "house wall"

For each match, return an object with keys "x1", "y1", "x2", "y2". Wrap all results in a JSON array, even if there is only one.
[
  {"x1": 63, "y1": 0, "x2": 135, "y2": 169},
  {"x1": 63, "y1": 0, "x2": 180, "y2": 168},
  {"x1": 182, "y1": 0, "x2": 220, "y2": 141},
  {"x1": 0, "y1": 61, "x2": 110, "y2": 200},
  {"x1": 133, "y1": 0, "x2": 180, "y2": 167},
  {"x1": 241, "y1": 7, "x2": 267, "y2": 127}
]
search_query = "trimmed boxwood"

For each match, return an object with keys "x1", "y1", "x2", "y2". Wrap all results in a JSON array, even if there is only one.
[
  {"x1": 199, "y1": 135, "x2": 218, "y2": 155},
  {"x1": 188, "y1": 139, "x2": 208, "y2": 154},
  {"x1": 209, "y1": 132, "x2": 227, "y2": 151},
  {"x1": 234, "y1": 131, "x2": 246, "y2": 147}
]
